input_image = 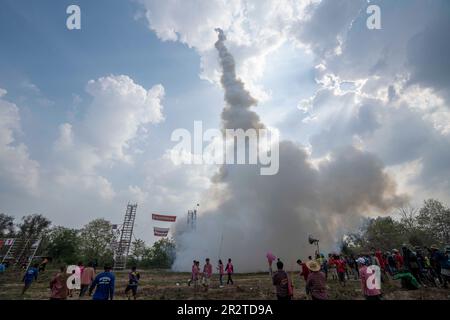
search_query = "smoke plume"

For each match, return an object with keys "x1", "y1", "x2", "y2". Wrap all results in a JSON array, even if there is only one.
[{"x1": 172, "y1": 29, "x2": 406, "y2": 272}]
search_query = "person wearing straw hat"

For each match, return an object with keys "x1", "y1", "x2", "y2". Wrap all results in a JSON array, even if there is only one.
[{"x1": 305, "y1": 260, "x2": 327, "y2": 300}]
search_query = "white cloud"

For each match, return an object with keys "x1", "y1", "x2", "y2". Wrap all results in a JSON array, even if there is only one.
[
  {"x1": 51, "y1": 75, "x2": 166, "y2": 201},
  {"x1": 136, "y1": 0, "x2": 315, "y2": 101},
  {"x1": 81, "y1": 75, "x2": 165, "y2": 163},
  {"x1": 0, "y1": 93, "x2": 40, "y2": 195}
]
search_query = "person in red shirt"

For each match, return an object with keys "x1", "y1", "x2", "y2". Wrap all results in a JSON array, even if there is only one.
[
  {"x1": 334, "y1": 255, "x2": 347, "y2": 286},
  {"x1": 297, "y1": 259, "x2": 310, "y2": 282},
  {"x1": 393, "y1": 249, "x2": 404, "y2": 269},
  {"x1": 374, "y1": 249, "x2": 386, "y2": 270}
]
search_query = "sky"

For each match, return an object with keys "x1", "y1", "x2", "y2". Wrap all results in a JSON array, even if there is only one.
[{"x1": 1, "y1": 0, "x2": 449, "y2": 264}]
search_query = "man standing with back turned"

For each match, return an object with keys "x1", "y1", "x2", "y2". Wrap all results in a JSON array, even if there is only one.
[{"x1": 89, "y1": 265, "x2": 115, "y2": 300}]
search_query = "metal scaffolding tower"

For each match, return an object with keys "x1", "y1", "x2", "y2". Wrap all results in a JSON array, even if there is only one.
[
  {"x1": 1, "y1": 237, "x2": 42, "y2": 270},
  {"x1": 113, "y1": 203, "x2": 137, "y2": 270},
  {"x1": 187, "y1": 204, "x2": 199, "y2": 230}
]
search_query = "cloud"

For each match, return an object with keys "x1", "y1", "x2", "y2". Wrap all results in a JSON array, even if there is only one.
[
  {"x1": 51, "y1": 75, "x2": 166, "y2": 200},
  {"x1": 0, "y1": 91, "x2": 40, "y2": 195},
  {"x1": 81, "y1": 75, "x2": 165, "y2": 163},
  {"x1": 136, "y1": 0, "x2": 315, "y2": 100},
  {"x1": 290, "y1": 0, "x2": 450, "y2": 199}
]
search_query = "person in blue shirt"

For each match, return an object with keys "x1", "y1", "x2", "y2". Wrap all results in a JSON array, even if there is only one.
[
  {"x1": 89, "y1": 265, "x2": 115, "y2": 300},
  {"x1": 0, "y1": 263, "x2": 6, "y2": 274},
  {"x1": 22, "y1": 263, "x2": 39, "y2": 295}
]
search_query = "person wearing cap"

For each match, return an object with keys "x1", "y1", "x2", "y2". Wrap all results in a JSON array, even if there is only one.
[
  {"x1": 272, "y1": 260, "x2": 292, "y2": 300},
  {"x1": 357, "y1": 258, "x2": 382, "y2": 300},
  {"x1": 305, "y1": 260, "x2": 327, "y2": 300}
]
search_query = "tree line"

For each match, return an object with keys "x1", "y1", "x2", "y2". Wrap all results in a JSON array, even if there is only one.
[
  {"x1": 0, "y1": 214, "x2": 175, "y2": 268},
  {"x1": 343, "y1": 199, "x2": 450, "y2": 253}
]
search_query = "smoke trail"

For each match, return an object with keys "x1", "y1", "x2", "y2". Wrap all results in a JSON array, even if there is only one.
[
  {"x1": 172, "y1": 30, "x2": 406, "y2": 272},
  {"x1": 214, "y1": 28, "x2": 264, "y2": 131}
]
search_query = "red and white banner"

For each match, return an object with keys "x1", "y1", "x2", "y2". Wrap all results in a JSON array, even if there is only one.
[
  {"x1": 152, "y1": 214, "x2": 177, "y2": 222},
  {"x1": 154, "y1": 227, "x2": 170, "y2": 237}
]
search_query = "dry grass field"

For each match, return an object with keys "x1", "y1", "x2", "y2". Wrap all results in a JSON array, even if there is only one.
[{"x1": 0, "y1": 268, "x2": 449, "y2": 300}]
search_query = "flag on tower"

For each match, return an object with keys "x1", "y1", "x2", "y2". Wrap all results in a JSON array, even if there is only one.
[
  {"x1": 152, "y1": 214, "x2": 177, "y2": 222},
  {"x1": 154, "y1": 227, "x2": 170, "y2": 237}
]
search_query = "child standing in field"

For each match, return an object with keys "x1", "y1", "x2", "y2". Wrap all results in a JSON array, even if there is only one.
[
  {"x1": 193, "y1": 261, "x2": 200, "y2": 290},
  {"x1": 225, "y1": 258, "x2": 234, "y2": 285},
  {"x1": 22, "y1": 263, "x2": 39, "y2": 295},
  {"x1": 202, "y1": 258, "x2": 212, "y2": 291},
  {"x1": 125, "y1": 266, "x2": 140, "y2": 300},
  {"x1": 217, "y1": 259, "x2": 224, "y2": 287},
  {"x1": 188, "y1": 260, "x2": 196, "y2": 286}
]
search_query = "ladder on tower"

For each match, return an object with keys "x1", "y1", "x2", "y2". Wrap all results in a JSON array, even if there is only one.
[
  {"x1": 1, "y1": 237, "x2": 41, "y2": 269},
  {"x1": 113, "y1": 203, "x2": 137, "y2": 270}
]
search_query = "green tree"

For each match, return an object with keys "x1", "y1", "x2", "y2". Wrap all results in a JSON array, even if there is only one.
[
  {"x1": 18, "y1": 214, "x2": 51, "y2": 239},
  {"x1": 397, "y1": 206, "x2": 434, "y2": 247},
  {"x1": 417, "y1": 199, "x2": 450, "y2": 245},
  {"x1": 129, "y1": 238, "x2": 146, "y2": 267},
  {"x1": 0, "y1": 213, "x2": 15, "y2": 237},
  {"x1": 143, "y1": 238, "x2": 176, "y2": 268},
  {"x1": 47, "y1": 227, "x2": 81, "y2": 264},
  {"x1": 361, "y1": 217, "x2": 407, "y2": 250},
  {"x1": 79, "y1": 219, "x2": 114, "y2": 265}
]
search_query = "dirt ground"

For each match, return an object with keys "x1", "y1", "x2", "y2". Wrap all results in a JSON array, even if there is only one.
[{"x1": 0, "y1": 268, "x2": 449, "y2": 300}]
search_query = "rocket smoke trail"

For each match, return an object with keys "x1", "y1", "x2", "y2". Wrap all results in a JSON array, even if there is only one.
[
  {"x1": 172, "y1": 29, "x2": 406, "y2": 272},
  {"x1": 214, "y1": 28, "x2": 264, "y2": 131}
]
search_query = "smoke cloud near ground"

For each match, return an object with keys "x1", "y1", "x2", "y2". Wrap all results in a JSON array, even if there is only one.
[{"x1": 172, "y1": 29, "x2": 406, "y2": 272}]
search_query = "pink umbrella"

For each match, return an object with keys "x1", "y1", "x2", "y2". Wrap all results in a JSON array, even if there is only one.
[{"x1": 266, "y1": 252, "x2": 276, "y2": 265}]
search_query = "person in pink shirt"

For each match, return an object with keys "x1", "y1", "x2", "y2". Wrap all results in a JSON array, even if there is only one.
[
  {"x1": 191, "y1": 261, "x2": 200, "y2": 290},
  {"x1": 225, "y1": 258, "x2": 234, "y2": 285},
  {"x1": 217, "y1": 259, "x2": 224, "y2": 287},
  {"x1": 79, "y1": 261, "x2": 95, "y2": 297},
  {"x1": 357, "y1": 258, "x2": 382, "y2": 300},
  {"x1": 187, "y1": 260, "x2": 196, "y2": 286},
  {"x1": 202, "y1": 258, "x2": 213, "y2": 291}
]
